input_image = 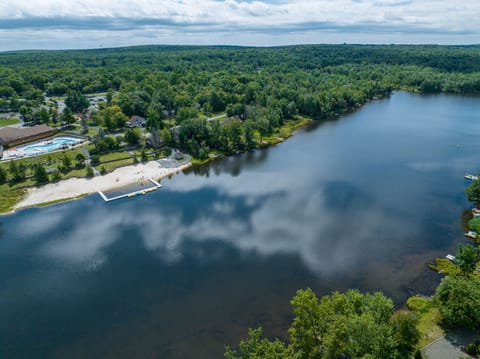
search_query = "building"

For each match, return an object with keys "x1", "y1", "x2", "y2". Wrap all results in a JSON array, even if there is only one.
[
  {"x1": 0, "y1": 125, "x2": 57, "y2": 148},
  {"x1": 127, "y1": 115, "x2": 146, "y2": 128}
]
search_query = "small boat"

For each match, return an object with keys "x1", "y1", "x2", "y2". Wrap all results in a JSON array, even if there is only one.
[
  {"x1": 465, "y1": 174, "x2": 479, "y2": 181},
  {"x1": 446, "y1": 254, "x2": 456, "y2": 261},
  {"x1": 465, "y1": 231, "x2": 477, "y2": 239},
  {"x1": 127, "y1": 193, "x2": 136, "y2": 198}
]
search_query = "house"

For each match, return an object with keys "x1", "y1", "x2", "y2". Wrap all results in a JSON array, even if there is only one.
[
  {"x1": 0, "y1": 125, "x2": 57, "y2": 148},
  {"x1": 127, "y1": 115, "x2": 146, "y2": 128}
]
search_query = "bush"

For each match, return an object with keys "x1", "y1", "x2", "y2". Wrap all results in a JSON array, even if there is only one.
[
  {"x1": 86, "y1": 166, "x2": 94, "y2": 178},
  {"x1": 467, "y1": 342, "x2": 478, "y2": 356},
  {"x1": 407, "y1": 296, "x2": 431, "y2": 313},
  {"x1": 51, "y1": 169, "x2": 62, "y2": 182},
  {"x1": 99, "y1": 166, "x2": 106, "y2": 175},
  {"x1": 90, "y1": 155, "x2": 100, "y2": 166},
  {"x1": 414, "y1": 349, "x2": 423, "y2": 359},
  {"x1": 435, "y1": 276, "x2": 480, "y2": 329},
  {"x1": 469, "y1": 218, "x2": 480, "y2": 233}
]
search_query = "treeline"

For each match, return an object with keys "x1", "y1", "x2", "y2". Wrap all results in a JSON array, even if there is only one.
[
  {"x1": 1, "y1": 45, "x2": 480, "y2": 103},
  {"x1": 1, "y1": 45, "x2": 480, "y2": 161}
]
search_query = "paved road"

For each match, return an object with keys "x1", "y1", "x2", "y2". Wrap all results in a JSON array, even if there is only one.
[
  {"x1": 157, "y1": 150, "x2": 191, "y2": 168},
  {"x1": 423, "y1": 331, "x2": 479, "y2": 359},
  {"x1": 207, "y1": 113, "x2": 227, "y2": 122}
]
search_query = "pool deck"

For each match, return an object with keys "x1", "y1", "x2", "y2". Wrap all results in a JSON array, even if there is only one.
[
  {"x1": 97, "y1": 177, "x2": 162, "y2": 202},
  {"x1": 1, "y1": 135, "x2": 86, "y2": 161}
]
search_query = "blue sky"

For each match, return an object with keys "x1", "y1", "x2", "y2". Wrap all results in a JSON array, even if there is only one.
[{"x1": 0, "y1": 0, "x2": 479, "y2": 51}]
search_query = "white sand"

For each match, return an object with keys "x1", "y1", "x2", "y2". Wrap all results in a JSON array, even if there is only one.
[{"x1": 14, "y1": 160, "x2": 191, "y2": 210}]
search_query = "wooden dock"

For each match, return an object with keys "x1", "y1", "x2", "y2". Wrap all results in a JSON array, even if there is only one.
[{"x1": 97, "y1": 178, "x2": 162, "y2": 202}]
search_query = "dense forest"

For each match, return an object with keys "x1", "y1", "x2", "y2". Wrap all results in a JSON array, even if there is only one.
[
  {"x1": 0, "y1": 45, "x2": 480, "y2": 158},
  {"x1": 1, "y1": 45, "x2": 480, "y2": 159}
]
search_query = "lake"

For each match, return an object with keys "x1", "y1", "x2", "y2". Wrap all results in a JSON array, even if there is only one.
[{"x1": 1, "y1": 91, "x2": 479, "y2": 358}]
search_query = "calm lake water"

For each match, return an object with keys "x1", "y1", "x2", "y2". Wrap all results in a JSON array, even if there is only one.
[{"x1": 1, "y1": 91, "x2": 480, "y2": 358}]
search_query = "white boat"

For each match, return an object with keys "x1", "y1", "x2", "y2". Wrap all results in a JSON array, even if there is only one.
[
  {"x1": 446, "y1": 254, "x2": 456, "y2": 261},
  {"x1": 465, "y1": 231, "x2": 477, "y2": 239},
  {"x1": 465, "y1": 174, "x2": 479, "y2": 181}
]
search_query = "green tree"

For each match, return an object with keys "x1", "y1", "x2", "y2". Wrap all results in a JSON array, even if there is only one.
[
  {"x1": 8, "y1": 160, "x2": 18, "y2": 181},
  {"x1": 228, "y1": 288, "x2": 419, "y2": 359},
  {"x1": 141, "y1": 149, "x2": 148, "y2": 162},
  {"x1": 176, "y1": 107, "x2": 198, "y2": 123},
  {"x1": 468, "y1": 218, "x2": 480, "y2": 233},
  {"x1": 225, "y1": 328, "x2": 295, "y2": 359},
  {"x1": 36, "y1": 107, "x2": 50, "y2": 124},
  {"x1": 65, "y1": 89, "x2": 89, "y2": 113},
  {"x1": 90, "y1": 155, "x2": 100, "y2": 166},
  {"x1": 51, "y1": 169, "x2": 62, "y2": 182},
  {"x1": 125, "y1": 128, "x2": 141, "y2": 145},
  {"x1": 61, "y1": 154, "x2": 72, "y2": 172},
  {"x1": 257, "y1": 117, "x2": 269, "y2": 142},
  {"x1": 34, "y1": 164, "x2": 49, "y2": 184},
  {"x1": 466, "y1": 178, "x2": 480, "y2": 204},
  {"x1": 244, "y1": 120, "x2": 255, "y2": 149},
  {"x1": 0, "y1": 166, "x2": 6, "y2": 184},
  {"x1": 101, "y1": 105, "x2": 127, "y2": 131},
  {"x1": 62, "y1": 107, "x2": 75, "y2": 124},
  {"x1": 455, "y1": 244, "x2": 479, "y2": 274},
  {"x1": 86, "y1": 166, "x2": 94, "y2": 178},
  {"x1": 75, "y1": 153, "x2": 86, "y2": 168},
  {"x1": 160, "y1": 128, "x2": 173, "y2": 146},
  {"x1": 435, "y1": 275, "x2": 480, "y2": 329},
  {"x1": 392, "y1": 311, "x2": 420, "y2": 354}
]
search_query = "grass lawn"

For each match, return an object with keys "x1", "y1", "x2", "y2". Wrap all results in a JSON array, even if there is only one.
[
  {"x1": 417, "y1": 307, "x2": 444, "y2": 348},
  {"x1": 407, "y1": 296, "x2": 445, "y2": 349},
  {"x1": 98, "y1": 158, "x2": 134, "y2": 173},
  {"x1": 0, "y1": 147, "x2": 84, "y2": 169},
  {"x1": 0, "y1": 118, "x2": 21, "y2": 127},
  {"x1": 428, "y1": 258, "x2": 462, "y2": 276},
  {"x1": 0, "y1": 185, "x2": 26, "y2": 213},
  {"x1": 99, "y1": 151, "x2": 132, "y2": 162}
]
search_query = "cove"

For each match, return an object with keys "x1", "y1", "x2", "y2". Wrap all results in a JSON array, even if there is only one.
[{"x1": 1, "y1": 91, "x2": 480, "y2": 358}]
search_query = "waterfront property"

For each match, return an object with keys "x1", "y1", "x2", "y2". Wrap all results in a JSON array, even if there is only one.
[{"x1": 0, "y1": 124, "x2": 56, "y2": 148}]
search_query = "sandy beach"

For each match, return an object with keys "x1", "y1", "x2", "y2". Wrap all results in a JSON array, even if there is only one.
[{"x1": 14, "y1": 160, "x2": 191, "y2": 210}]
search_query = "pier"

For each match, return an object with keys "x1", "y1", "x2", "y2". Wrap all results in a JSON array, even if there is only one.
[{"x1": 97, "y1": 178, "x2": 163, "y2": 202}]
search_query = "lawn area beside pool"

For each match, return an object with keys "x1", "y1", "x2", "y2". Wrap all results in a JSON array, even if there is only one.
[{"x1": 0, "y1": 118, "x2": 21, "y2": 127}]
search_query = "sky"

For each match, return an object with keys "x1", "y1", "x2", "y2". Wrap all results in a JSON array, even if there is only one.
[{"x1": 0, "y1": 0, "x2": 479, "y2": 51}]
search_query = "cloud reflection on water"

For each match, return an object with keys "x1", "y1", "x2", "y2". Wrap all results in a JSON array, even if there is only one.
[{"x1": 36, "y1": 168, "x2": 419, "y2": 279}]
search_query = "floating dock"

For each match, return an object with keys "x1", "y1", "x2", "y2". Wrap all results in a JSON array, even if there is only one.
[{"x1": 97, "y1": 178, "x2": 162, "y2": 202}]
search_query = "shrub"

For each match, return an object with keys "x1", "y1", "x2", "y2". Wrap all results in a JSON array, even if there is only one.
[
  {"x1": 466, "y1": 342, "x2": 478, "y2": 356},
  {"x1": 407, "y1": 296, "x2": 431, "y2": 314},
  {"x1": 86, "y1": 166, "x2": 94, "y2": 178}
]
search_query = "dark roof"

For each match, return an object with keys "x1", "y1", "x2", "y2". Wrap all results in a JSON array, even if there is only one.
[{"x1": 0, "y1": 125, "x2": 55, "y2": 144}]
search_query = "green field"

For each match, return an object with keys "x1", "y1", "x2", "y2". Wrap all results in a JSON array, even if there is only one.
[{"x1": 0, "y1": 118, "x2": 21, "y2": 127}]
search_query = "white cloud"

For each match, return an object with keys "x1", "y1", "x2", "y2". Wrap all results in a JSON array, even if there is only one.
[{"x1": 0, "y1": 0, "x2": 479, "y2": 50}]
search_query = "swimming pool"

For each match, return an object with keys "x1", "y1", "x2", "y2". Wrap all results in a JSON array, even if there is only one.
[{"x1": 21, "y1": 136, "x2": 83, "y2": 155}]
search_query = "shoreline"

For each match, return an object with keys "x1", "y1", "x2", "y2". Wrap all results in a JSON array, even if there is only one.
[{"x1": 10, "y1": 160, "x2": 191, "y2": 213}]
